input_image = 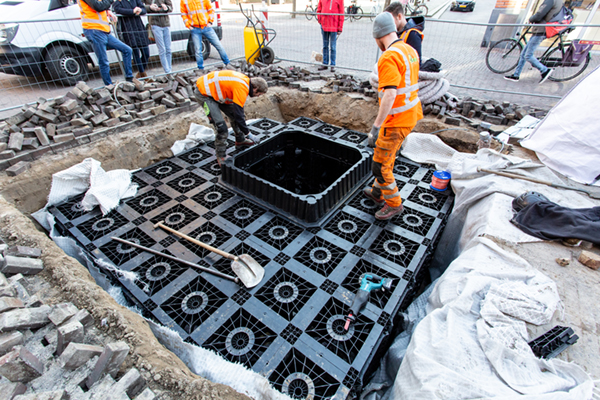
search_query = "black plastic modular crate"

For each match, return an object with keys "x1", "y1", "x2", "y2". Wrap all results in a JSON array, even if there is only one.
[{"x1": 47, "y1": 117, "x2": 454, "y2": 400}]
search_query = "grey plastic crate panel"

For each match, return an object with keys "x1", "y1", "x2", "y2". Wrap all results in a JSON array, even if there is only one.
[{"x1": 47, "y1": 118, "x2": 453, "y2": 400}]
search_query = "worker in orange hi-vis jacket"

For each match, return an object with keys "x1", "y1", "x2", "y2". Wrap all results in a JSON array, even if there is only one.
[
  {"x1": 180, "y1": 0, "x2": 231, "y2": 70},
  {"x1": 364, "y1": 12, "x2": 422, "y2": 221},
  {"x1": 194, "y1": 71, "x2": 269, "y2": 168}
]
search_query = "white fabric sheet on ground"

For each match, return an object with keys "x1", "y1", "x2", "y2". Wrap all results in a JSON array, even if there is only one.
[
  {"x1": 520, "y1": 66, "x2": 600, "y2": 186},
  {"x1": 171, "y1": 123, "x2": 215, "y2": 156},
  {"x1": 390, "y1": 237, "x2": 592, "y2": 400}
]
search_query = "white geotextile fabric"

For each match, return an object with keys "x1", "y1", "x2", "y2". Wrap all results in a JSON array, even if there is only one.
[
  {"x1": 148, "y1": 322, "x2": 293, "y2": 400},
  {"x1": 520, "y1": 66, "x2": 600, "y2": 186},
  {"x1": 171, "y1": 123, "x2": 215, "y2": 156},
  {"x1": 45, "y1": 157, "x2": 137, "y2": 215},
  {"x1": 390, "y1": 237, "x2": 593, "y2": 400}
]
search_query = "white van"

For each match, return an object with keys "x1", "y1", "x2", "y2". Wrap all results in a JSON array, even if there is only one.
[{"x1": 0, "y1": 0, "x2": 222, "y2": 85}]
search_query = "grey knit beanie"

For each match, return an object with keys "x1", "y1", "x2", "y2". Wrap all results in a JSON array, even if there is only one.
[{"x1": 373, "y1": 12, "x2": 396, "y2": 39}]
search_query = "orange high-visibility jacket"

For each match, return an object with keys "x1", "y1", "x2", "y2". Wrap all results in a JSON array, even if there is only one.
[
  {"x1": 180, "y1": 0, "x2": 214, "y2": 29},
  {"x1": 78, "y1": 0, "x2": 111, "y2": 33},
  {"x1": 377, "y1": 40, "x2": 422, "y2": 128},
  {"x1": 196, "y1": 71, "x2": 251, "y2": 108},
  {"x1": 399, "y1": 28, "x2": 424, "y2": 43}
]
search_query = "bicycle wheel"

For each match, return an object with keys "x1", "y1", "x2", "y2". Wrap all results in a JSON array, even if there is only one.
[
  {"x1": 305, "y1": 6, "x2": 314, "y2": 20},
  {"x1": 353, "y1": 6, "x2": 364, "y2": 20},
  {"x1": 412, "y1": 4, "x2": 428, "y2": 16},
  {"x1": 486, "y1": 39, "x2": 523, "y2": 74},
  {"x1": 543, "y1": 46, "x2": 591, "y2": 82}
]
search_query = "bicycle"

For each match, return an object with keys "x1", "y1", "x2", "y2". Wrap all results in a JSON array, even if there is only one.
[
  {"x1": 485, "y1": 26, "x2": 591, "y2": 82},
  {"x1": 405, "y1": 0, "x2": 428, "y2": 17},
  {"x1": 368, "y1": 0, "x2": 381, "y2": 21},
  {"x1": 305, "y1": 0, "x2": 316, "y2": 20},
  {"x1": 345, "y1": 0, "x2": 363, "y2": 21}
]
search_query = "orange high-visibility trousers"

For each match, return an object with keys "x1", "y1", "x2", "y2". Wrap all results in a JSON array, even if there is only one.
[{"x1": 371, "y1": 126, "x2": 412, "y2": 208}]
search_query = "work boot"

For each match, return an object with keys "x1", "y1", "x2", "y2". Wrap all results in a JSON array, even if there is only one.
[
  {"x1": 375, "y1": 203, "x2": 404, "y2": 221},
  {"x1": 330, "y1": 66, "x2": 336, "y2": 72},
  {"x1": 235, "y1": 138, "x2": 255, "y2": 147},
  {"x1": 318, "y1": 65, "x2": 328, "y2": 71},
  {"x1": 224, "y1": 64, "x2": 236, "y2": 70},
  {"x1": 363, "y1": 188, "x2": 384, "y2": 204}
]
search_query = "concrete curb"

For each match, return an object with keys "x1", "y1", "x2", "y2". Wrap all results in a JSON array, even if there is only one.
[{"x1": 428, "y1": 0, "x2": 452, "y2": 19}]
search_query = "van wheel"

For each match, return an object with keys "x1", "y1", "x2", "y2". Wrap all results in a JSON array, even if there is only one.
[
  {"x1": 187, "y1": 38, "x2": 211, "y2": 60},
  {"x1": 45, "y1": 45, "x2": 88, "y2": 86}
]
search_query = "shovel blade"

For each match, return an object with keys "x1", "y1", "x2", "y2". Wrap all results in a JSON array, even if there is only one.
[{"x1": 231, "y1": 254, "x2": 265, "y2": 288}]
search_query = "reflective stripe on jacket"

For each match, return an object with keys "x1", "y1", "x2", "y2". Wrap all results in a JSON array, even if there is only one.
[
  {"x1": 196, "y1": 71, "x2": 250, "y2": 107},
  {"x1": 79, "y1": 0, "x2": 111, "y2": 33},
  {"x1": 180, "y1": 0, "x2": 214, "y2": 29},
  {"x1": 377, "y1": 40, "x2": 423, "y2": 128},
  {"x1": 399, "y1": 28, "x2": 424, "y2": 43}
]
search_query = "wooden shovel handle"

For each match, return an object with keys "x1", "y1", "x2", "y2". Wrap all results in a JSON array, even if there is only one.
[{"x1": 154, "y1": 221, "x2": 236, "y2": 260}]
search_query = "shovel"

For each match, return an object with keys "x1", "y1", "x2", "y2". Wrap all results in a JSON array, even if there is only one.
[
  {"x1": 154, "y1": 221, "x2": 265, "y2": 288},
  {"x1": 111, "y1": 237, "x2": 240, "y2": 285},
  {"x1": 478, "y1": 167, "x2": 600, "y2": 200}
]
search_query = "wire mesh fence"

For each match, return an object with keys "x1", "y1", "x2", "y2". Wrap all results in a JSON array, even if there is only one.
[{"x1": 1, "y1": 8, "x2": 599, "y2": 119}]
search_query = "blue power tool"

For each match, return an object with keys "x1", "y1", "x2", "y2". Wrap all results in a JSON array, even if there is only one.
[{"x1": 344, "y1": 274, "x2": 393, "y2": 331}]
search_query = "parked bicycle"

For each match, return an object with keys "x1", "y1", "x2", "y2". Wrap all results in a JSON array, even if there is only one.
[
  {"x1": 305, "y1": 0, "x2": 317, "y2": 20},
  {"x1": 405, "y1": 0, "x2": 428, "y2": 17},
  {"x1": 345, "y1": 0, "x2": 364, "y2": 21},
  {"x1": 368, "y1": 0, "x2": 381, "y2": 21},
  {"x1": 486, "y1": 26, "x2": 591, "y2": 82}
]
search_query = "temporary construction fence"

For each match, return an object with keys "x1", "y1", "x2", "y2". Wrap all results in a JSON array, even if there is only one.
[{"x1": 1, "y1": 8, "x2": 599, "y2": 118}]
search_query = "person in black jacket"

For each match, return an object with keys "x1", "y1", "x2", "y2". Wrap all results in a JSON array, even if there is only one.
[
  {"x1": 113, "y1": 0, "x2": 151, "y2": 78},
  {"x1": 385, "y1": 2, "x2": 423, "y2": 64},
  {"x1": 504, "y1": 0, "x2": 563, "y2": 83}
]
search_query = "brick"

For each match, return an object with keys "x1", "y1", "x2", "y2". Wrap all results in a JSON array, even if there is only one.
[
  {"x1": 134, "y1": 388, "x2": 156, "y2": 400},
  {"x1": 0, "y1": 143, "x2": 6, "y2": 152},
  {"x1": 6, "y1": 113, "x2": 26, "y2": 127},
  {"x1": 119, "y1": 114, "x2": 133, "y2": 122},
  {"x1": 485, "y1": 114, "x2": 504, "y2": 125},
  {"x1": 56, "y1": 320, "x2": 84, "y2": 356},
  {"x1": 14, "y1": 390, "x2": 68, "y2": 400},
  {"x1": 55, "y1": 126, "x2": 73, "y2": 136},
  {"x1": 67, "y1": 309, "x2": 94, "y2": 329},
  {"x1": 34, "y1": 110, "x2": 59, "y2": 124},
  {"x1": 133, "y1": 78, "x2": 145, "y2": 92},
  {"x1": 76, "y1": 81, "x2": 93, "y2": 95},
  {"x1": 46, "y1": 124, "x2": 56, "y2": 137},
  {"x1": 0, "y1": 297, "x2": 24, "y2": 313},
  {"x1": 73, "y1": 126, "x2": 93, "y2": 137},
  {"x1": 138, "y1": 100, "x2": 155, "y2": 110},
  {"x1": 53, "y1": 133, "x2": 75, "y2": 143},
  {"x1": 91, "y1": 113, "x2": 109, "y2": 126},
  {"x1": 82, "y1": 110, "x2": 95, "y2": 120},
  {"x1": 151, "y1": 91, "x2": 166, "y2": 101},
  {"x1": 9, "y1": 125, "x2": 21, "y2": 133},
  {"x1": 0, "y1": 150, "x2": 16, "y2": 160},
  {"x1": 0, "y1": 346, "x2": 43, "y2": 382},
  {"x1": 109, "y1": 107, "x2": 127, "y2": 119},
  {"x1": 60, "y1": 343, "x2": 103, "y2": 370},
  {"x1": 86, "y1": 374, "x2": 118, "y2": 397},
  {"x1": 136, "y1": 110, "x2": 152, "y2": 119},
  {"x1": 33, "y1": 127, "x2": 50, "y2": 146},
  {"x1": 103, "y1": 118, "x2": 120, "y2": 127},
  {"x1": 8, "y1": 132, "x2": 24, "y2": 151},
  {"x1": 579, "y1": 250, "x2": 600, "y2": 270},
  {"x1": 5, "y1": 162, "x2": 30, "y2": 177},
  {"x1": 0, "y1": 331, "x2": 23, "y2": 356},
  {"x1": 150, "y1": 105, "x2": 166, "y2": 116},
  {"x1": 0, "y1": 285, "x2": 17, "y2": 298},
  {"x1": 162, "y1": 98, "x2": 176, "y2": 108},
  {"x1": 444, "y1": 116, "x2": 461, "y2": 126},
  {"x1": 0, "y1": 381, "x2": 26, "y2": 399},
  {"x1": 0, "y1": 305, "x2": 51, "y2": 332},
  {"x1": 21, "y1": 127, "x2": 36, "y2": 137},
  {"x1": 59, "y1": 99, "x2": 78, "y2": 113},
  {"x1": 70, "y1": 86, "x2": 87, "y2": 100},
  {"x1": 87, "y1": 341, "x2": 130, "y2": 387},
  {"x1": 1, "y1": 255, "x2": 43, "y2": 275},
  {"x1": 113, "y1": 368, "x2": 145, "y2": 398},
  {"x1": 0, "y1": 271, "x2": 7, "y2": 286},
  {"x1": 6, "y1": 246, "x2": 41, "y2": 259},
  {"x1": 48, "y1": 303, "x2": 78, "y2": 326},
  {"x1": 70, "y1": 118, "x2": 88, "y2": 127},
  {"x1": 96, "y1": 95, "x2": 112, "y2": 106},
  {"x1": 24, "y1": 294, "x2": 43, "y2": 308},
  {"x1": 21, "y1": 138, "x2": 39, "y2": 150}
]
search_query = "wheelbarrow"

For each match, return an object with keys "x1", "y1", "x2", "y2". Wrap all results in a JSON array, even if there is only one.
[{"x1": 240, "y1": 3, "x2": 277, "y2": 65}]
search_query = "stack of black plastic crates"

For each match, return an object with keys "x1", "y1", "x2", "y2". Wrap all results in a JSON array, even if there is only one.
[{"x1": 48, "y1": 117, "x2": 453, "y2": 400}]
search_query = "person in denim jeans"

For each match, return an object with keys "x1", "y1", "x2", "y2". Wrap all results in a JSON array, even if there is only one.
[
  {"x1": 317, "y1": 0, "x2": 343, "y2": 72},
  {"x1": 145, "y1": 0, "x2": 173, "y2": 74},
  {"x1": 180, "y1": 0, "x2": 231, "y2": 70},
  {"x1": 79, "y1": 0, "x2": 133, "y2": 85}
]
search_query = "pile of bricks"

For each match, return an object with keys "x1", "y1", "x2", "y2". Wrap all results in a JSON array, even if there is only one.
[
  {"x1": 423, "y1": 95, "x2": 548, "y2": 131},
  {"x1": 0, "y1": 244, "x2": 156, "y2": 400},
  {"x1": 0, "y1": 71, "x2": 204, "y2": 176}
]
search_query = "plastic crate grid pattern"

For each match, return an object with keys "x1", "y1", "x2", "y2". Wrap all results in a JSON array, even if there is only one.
[{"x1": 47, "y1": 118, "x2": 453, "y2": 400}]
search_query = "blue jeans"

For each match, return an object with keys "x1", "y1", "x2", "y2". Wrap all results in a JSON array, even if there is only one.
[
  {"x1": 190, "y1": 26, "x2": 230, "y2": 69},
  {"x1": 151, "y1": 25, "x2": 172, "y2": 73},
  {"x1": 321, "y1": 29, "x2": 337, "y2": 66},
  {"x1": 132, "y1": 46, "x2": 149, "y2": 73},
  {"x1": 514, "y1": 34, "x2": 548, "y2": 77},
  {"x1": 83, "y1": 29, "x2": 133, "y2": 85}
]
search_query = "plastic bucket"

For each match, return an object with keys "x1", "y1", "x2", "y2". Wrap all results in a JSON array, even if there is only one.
[{"x1": 430, "y1": 170, "x2": 451, "y2": 192}]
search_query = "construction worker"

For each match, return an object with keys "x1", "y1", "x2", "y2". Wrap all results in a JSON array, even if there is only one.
[
  {"x1": 385, "y1": 2, "x2": 423, "y2": 63},
  {"x1": 194, "y1": 71, "x2": 268, "y2": 167},
  {"x1": 79, "y1": 0, "x2": 134, "y2": 85},
  {"x1": 364, "y1": 12, "x2": 422, "y2": 221},
  {"x1": 181, "y1": 0, "x2": 231, "y2": 71}
]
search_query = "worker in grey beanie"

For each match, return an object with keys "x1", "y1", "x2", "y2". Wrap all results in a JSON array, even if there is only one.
[{"x1": 364, "y1": 10, "x2": 422, "y2": 220}]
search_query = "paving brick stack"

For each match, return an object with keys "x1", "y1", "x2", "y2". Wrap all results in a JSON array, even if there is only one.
[
  {"x1": 0, "y1": 72, "x2": 205, "y2": 175},
  {"x1": 0, "y1": 243, "x2": 157, "y2": 400}
]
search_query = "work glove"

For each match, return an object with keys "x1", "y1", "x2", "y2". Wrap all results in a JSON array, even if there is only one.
[{"x1": 368, "y1": 125, "x2": 379, "y2": 148}]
